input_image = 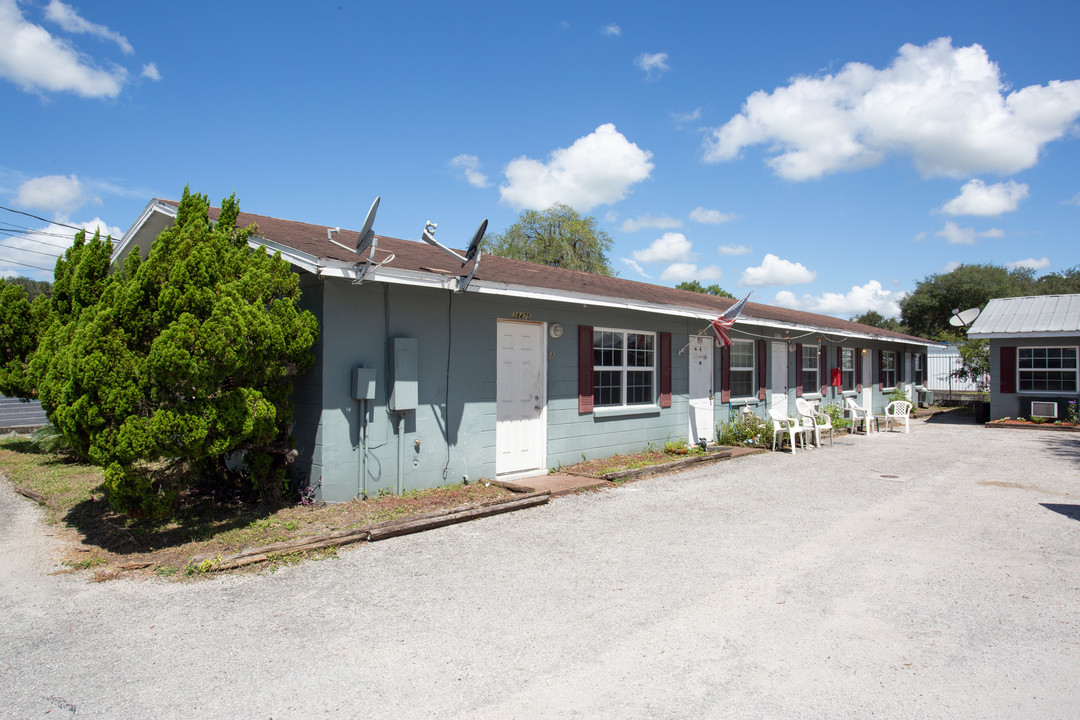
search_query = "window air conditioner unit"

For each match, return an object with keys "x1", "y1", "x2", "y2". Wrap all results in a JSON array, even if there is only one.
[{"x1": 1030, "y1": 401, "x2": 1058, "y2": 419}]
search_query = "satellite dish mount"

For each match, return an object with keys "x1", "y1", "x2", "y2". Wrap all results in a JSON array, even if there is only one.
[
  {"x1": 326, "y1": 196, "x2": 394, "y2": 284},
  {"x1": 419, "y1": 218, "x2": 487, "y2": 292}
]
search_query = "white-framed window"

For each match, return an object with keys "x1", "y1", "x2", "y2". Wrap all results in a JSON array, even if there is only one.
[
  {"x1": 730, "y1": 339, "x2": 755, "y2": 398},
  {"x1": 1018, "y1": 347, "x2": 1078, "y2": 392},
  {"x1": 841, "y1": 348, "x2": 856, "y2": 391},
  {"x1": 881, "y1": 350, "x2": 897, "y2": 388},
  {"x1": 914, "y1": 353, "x2": 925, "y2": 385},
  {"x1": 801, "y1": 344, "x2": 819, "y2": 393},
  {"x1": 593, "y1": 329, "x2": 656, "y2": 407}
]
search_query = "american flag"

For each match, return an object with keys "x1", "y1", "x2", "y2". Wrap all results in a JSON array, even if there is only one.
[{"x1": 711, "y1": 292, "x2": 751, "y2": 346}]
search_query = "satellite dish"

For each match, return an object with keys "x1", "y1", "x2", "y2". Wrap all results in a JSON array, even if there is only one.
[
  {"x1": 356, "y1": 196, "x2": 380, "y2": 253},
  {"x1": 464, "y1": 219, "x2": 487, "y2": 264},
  {"x1": 419, "y1": 217, "x2": 487, "y2": 292},
  {"x1": 948, "y1": 307, "x2": 981, "y2": 327}
]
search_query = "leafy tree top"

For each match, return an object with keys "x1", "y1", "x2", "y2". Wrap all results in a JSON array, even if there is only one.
[
  {"x1": 899, "y1": 263, "x2": 1080, "y2": 340},
  {"x1": 676, "y1": 280, "x2": 735, "y2": 298},
  {"x1": 483, "y1": 203, "x2": 615, "y2": 276}
]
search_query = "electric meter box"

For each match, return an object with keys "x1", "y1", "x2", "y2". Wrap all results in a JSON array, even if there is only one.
[
  {"x1": 351, "y1": 368, "x2": 377, "y2": 400},
  {"x1": 388, "y1": 337, "x2": 418, "y2": 410}
]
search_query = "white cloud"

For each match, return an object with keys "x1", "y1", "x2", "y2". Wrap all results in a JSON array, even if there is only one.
[
  {"x1": 632, "y1": 232, "x2": 692, "y2": 263},
  {"x1": 913, "y1": 231, "x2": 928, "y2": 241},
  {"x1": 704, "y1": 37, "x2": 1080, "y2": 180},
  {"x1": 15, "y1": 174, "x2": 89, "y2": 213},
  {"x1": 671, "y1": 108, "x2": 701, "y2": 125},
  {"x1": 636, "y1": 52, "x2": 669, "y2": 79},
  {"x1": 740, "y1": 253, "x2": 816, "y2": 286},
  {"x1": 773, "y1": 280, "x2": 903, "y2": 318},
  {"x1": 940, "y1": 179, "x2": 1029, "y2": 216},
  {"x1": 690, "y1": 207, "x2": 735, "y2": 224},
  {"x1": 0, "y1": 0, "x2": 128, "y2": 98},
  {"x1": 620, "y1": 213, "x2": 682, "y2": 232},
  {"x1": 449, "y1": 154, "x2": 491, "y2": 188},
  {"x1": 44, "y1": 0, "x2": 132, "y2": 54},
  {"x1": 601, "y1": 24, "x2": 621, "y2": 36},
  {"x1": 660, "y1": 263, "x2": 724, "y2": 282},
  {"x1": 141, "y1": 62, "x2": 160, "y2": 81},
  {"x1": 1064, "y1": 192, "x2": 1080, "y2": 206},
  {"x1": 944, "y1": 261, "x2": 962, "y2": 272},
  {"x1": 1007, "y1": 257, "x2": 1051, "y2": 270},
  {"x1": 620, "y1": 257, "x2": 650, "y2": 278},
  {"x1": 936, "y1": 220, "x2": 1003, "y2": 245},
  {"x1": 718, "y1": 243, "x2": 752, "y2": 256},
  {"x1": 500, "y1": 124, "x2": 654, "y2": 211}
]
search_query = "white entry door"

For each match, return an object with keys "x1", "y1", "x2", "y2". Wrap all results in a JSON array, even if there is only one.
[
  {"x1": 688, "y1": 335, "x2": 714, "y2": 444},
  {"x1": 496, "y1": 321, "x2": 546, "y2": 475},
  {"x1": 770, "y1": 341, "x2": 789, "y2": 415}
]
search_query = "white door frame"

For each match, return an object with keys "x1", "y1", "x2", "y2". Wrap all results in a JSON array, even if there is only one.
[
  {"x1": 495, "y1": 320, "x2": 547, "y2": 478},
  {"x1": 687, "y1": 335, "x2": 714, "y2": 444},
  {"x1": 770, "y1": 341, "x2": 789, "y2": 414}
]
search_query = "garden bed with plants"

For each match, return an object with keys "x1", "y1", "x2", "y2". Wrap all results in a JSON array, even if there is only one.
[{"x1": 985, "y1": 417, "x2": 1080, "y2": 431}]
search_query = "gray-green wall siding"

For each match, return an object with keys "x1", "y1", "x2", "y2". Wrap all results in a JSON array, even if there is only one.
[{"x1": 295, "y1": 276, "x2": 930, "y2": 501}]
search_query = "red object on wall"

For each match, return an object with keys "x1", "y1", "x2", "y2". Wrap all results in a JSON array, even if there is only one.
[
  {"x1": 831, "y1": 367, "x2": 842, "y2": 387},
  {"x1": 659, "y1": 332, "x2": 672, "y2": 408},
  {"x1": 1000, "y1": 346, "x2": 1016, "y2": 394},
  {"x1": 578, "y1": 325, "x2": 594, "y2": 413}
]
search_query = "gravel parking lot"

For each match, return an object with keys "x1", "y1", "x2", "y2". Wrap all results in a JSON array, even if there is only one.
[{"x1": 2, "y1": 416, "x2": 1079, "y2": 719}]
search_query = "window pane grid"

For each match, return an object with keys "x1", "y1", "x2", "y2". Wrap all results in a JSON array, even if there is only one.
[
  {"x1": 731, "y1": 340, "x2": 754, "y2": 398},
  {"x1": 593, "y1": 329, "x2": 657, "y2": 407},
  {"x1": 881, "y1": 351, "x2": 896, "y2": 388},
  {"x1": 841, "y1": 348, "x2": 855, "y2": 391},
  {"x1": 1019, "y1": 347, "x2": 1078, "y2": 393},
  {"x1": 802, "y1": 345, "x2": 818, "y2": 392}
]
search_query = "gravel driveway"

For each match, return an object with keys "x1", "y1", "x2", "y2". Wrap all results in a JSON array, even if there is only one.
[{"x1": 2, "y1": 417, "x2": 1079, "y2": 719}]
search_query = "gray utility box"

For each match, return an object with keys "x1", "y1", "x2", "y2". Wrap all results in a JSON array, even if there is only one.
[
  {"x1": 389, "y1": 337, "x2": 418, "y2": 411},
  {"x1": 351, "y1": 368, "x2": 377, "y2": 400}
]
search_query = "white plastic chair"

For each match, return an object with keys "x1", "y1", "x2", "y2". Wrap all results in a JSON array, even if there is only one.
[
  {"x1": 770, "y1": 408, "x2": 805, "y2": 453},
  {"x1": 884, "y1": 400, "x2": 913, "y2": 434},
  {"x1": 797, "y1": 397, "x2": 834, "y2": 447},
  {"x1": 845, "y1": 397, "x2": 872, "y2": 435}
]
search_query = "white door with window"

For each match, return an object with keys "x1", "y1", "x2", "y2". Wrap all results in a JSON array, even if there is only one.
[
  {"x1": 496, "y1": 321, "x2": 546, "y2": 476},
  {"x1": 771, "y1": 341, "x2": 789, "y2": 414},
  {"x1": 688, "y1": 335, "x2": 713, "y2": 444},
  {"x1": 861, "y1": 351, "x2": 874, "y2": 414}
]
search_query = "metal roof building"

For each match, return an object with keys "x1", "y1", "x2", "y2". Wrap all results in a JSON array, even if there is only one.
[{"x1": 968, "y1": 294, "x2": 1080, "y2": 338}]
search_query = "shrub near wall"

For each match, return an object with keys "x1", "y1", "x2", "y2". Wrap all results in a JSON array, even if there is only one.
[{"x1": 34, "y1": 189, "x2": 318, "y2": 517}]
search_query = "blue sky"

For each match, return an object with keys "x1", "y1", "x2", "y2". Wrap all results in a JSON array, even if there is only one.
[{"x1": 2, "y1": 0, "x2": 1079, "y2": 319}]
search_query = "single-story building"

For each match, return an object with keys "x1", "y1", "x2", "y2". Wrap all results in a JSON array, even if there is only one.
[
  {"x1": 967, "y1": 294, "x2": 1080, "y2": 421},
  {"x1": 114, "y1": 199, "x2": 933, "y2": 502}
]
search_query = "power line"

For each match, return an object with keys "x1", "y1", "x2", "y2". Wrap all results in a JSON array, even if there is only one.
[
  {"x1": 0, "y1": 255, "x2": 55, "y2": 272},
  {"x1": 0, "y1": 241, "x2": 64, "y2": 259},
  {"x1": 0, "y1": 205, "x2": 83, "y2": 232},
  {"x1": 0, "y1": 229, "x2": 74, "y2": 248}
]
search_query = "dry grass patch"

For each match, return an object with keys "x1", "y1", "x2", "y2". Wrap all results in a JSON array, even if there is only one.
[{"x1": 0, "y1": 436, "x2": 512, "y2": 580}]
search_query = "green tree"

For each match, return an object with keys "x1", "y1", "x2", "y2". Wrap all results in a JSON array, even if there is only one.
[
  {"x1": 899, "y1": 264, "x2": 1036, "y2": 339},
  {"x1": 483, "y1": 203, "x2": 615, "y2": 275},
  {"x1": 676, "y1": 280, "x2": 735, "y2": 298},
  {"x1": 2, "y1": 276, "x2": 52, "y2": 300},
  {"x1": 0, "y1": 280, "x2": 50, "y2": 399},
  {"x1": 34, "y1": 188, "x2": 318, "y2": 517},
  {"x1": 850, "y1": 310, "x2": 907, "y2": 333},
  {"x1": 1033, "y1": 265, "x2": 1080, "y2": 295}
]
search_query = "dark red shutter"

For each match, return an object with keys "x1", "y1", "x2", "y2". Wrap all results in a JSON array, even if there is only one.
[
  {"x1": 898, "y1": 351, "x2": 906, "y2": 383},
  {"x1": 820, "y1": 345, "x2": 828, "y2": 395},
  {"x1": 856, "y1": 349, "x2": 863, "y2": 391},
  {"x1": 1000, "y1": 346, "x2": 1016, "y2": 394},
  {"x1": 835, "y1": 347, "x2": 843, "y2": 388},
  {"x1": 659, "y1": 332, "x2": 672, "y2": 408},
  {"x1": 795, "y1": 343, "x2": 803, "y2": 397},
  {"x1": 757, "y1": 340, "x2": 767, "y2": 400},
  {"x1": 578, "y1": 325, "x2": 594, "y2": 413},
  {"x1": 877, "y1": 349, "x2": 884, "y2": 390},
  {"x1": 720, "y1": 344, "x2": 731, "y2": 403}
]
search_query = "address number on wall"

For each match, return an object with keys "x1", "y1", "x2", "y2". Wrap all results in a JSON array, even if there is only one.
[{"x1": 512, "y1": 312, "x2": 532, "y2": 320}]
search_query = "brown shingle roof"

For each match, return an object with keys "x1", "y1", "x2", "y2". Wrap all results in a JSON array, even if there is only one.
[{"x1": 161, "y1": 200, "x2": 928, "y2": 343}]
